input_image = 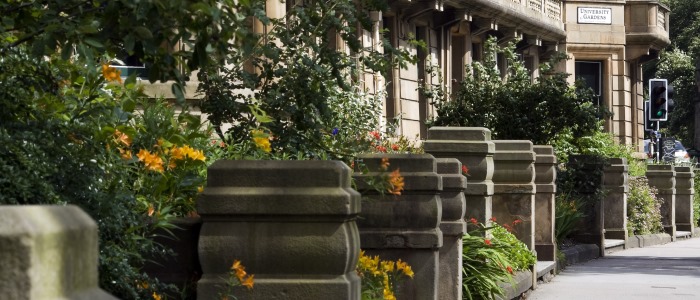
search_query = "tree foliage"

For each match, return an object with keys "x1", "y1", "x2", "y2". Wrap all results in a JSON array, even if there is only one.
[
  {"x1": 1, "y1": 0, "x2": 242, "y2": 101},
  {"x1": 429, "y1": 37, "x2": 602, "y2": 146},
  {"x1": 198, "y1": 0, "x2": 415, "y2": 161},
  {"x1": 657, "y1": 49, "x2": 696, "y2": 146}
]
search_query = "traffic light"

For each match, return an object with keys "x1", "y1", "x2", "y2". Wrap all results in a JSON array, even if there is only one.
[
  {"x1": 644, "y1": 100, "x2": 657, "y2": 131},
  {"x1": 649, "y1": 79, "x2": 668, "y2": 121}
]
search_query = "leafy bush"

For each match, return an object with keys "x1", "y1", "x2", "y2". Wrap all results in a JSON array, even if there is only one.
[
  {"x1": 428, "y1": 36, "x2": 601, "y2": 146},
  {"x1": 0, "y1": 51, "x2": 216, "y2": 298},
  {"x1": 627, "y1": 176, "x2": 664, "y2": 235},
  {"x1": 462, "y1": 219, "x2": 536, "y2": 300}
]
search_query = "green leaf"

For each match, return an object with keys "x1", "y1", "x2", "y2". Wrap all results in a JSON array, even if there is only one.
[
  {"x1": 133, "y1": 27, "x2": 153, "y2": 39},
  {"x1": 83, "y1": 38, "x2": 103, "y2": 49}
]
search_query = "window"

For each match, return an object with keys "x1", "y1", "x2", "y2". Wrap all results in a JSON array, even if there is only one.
[{"x1": 575, "y1": 61, "x2": 603, "y2": 106}]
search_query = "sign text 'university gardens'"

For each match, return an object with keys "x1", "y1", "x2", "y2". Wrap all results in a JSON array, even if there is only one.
[{"x1": 577, "y1": 7, "x2": 612, "y2": 24}]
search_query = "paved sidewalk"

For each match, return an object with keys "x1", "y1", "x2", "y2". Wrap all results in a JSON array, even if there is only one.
[{"x1": 529, "y1": 237, "x2": 700, "y2": 300}]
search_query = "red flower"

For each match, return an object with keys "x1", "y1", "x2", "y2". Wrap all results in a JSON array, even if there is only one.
[
  {"x1": 484, "y1": 239, "x2": 492, "y2": 246},
  {"x1": 503, "y1": 224, "x2": 513, "y2": 232},
  {"x1": 506, "y1": 266, "x2": 513, "y2": 274},
  {"x1": 391, "y1": 144, "x2": 399, "y2": 151},
  {"x1": 370, "y1": 131, "x2": 381, "y2": 140},
  {"x1": 461, "y1": 165, "x2": 469, "y2": 176},
  {"x1": 489, "y1": 217, "x2": 497, "y2": 222},
  {"x1": 469, "y1": 218, "x2": 478, "y2": 225},
  {"x1": 376, "y1": 145, "x2": 387, "y2": 153},
  {"x1": 513, "y1": 219, "x2": 522, "y2": 225}
]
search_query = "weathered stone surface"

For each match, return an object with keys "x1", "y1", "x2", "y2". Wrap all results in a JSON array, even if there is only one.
[
  {"x1": 354, "y1": 154, "x2": 442, "y2": 300},
  {"x1": 0, "y1": 205, "x2": 117, "y2": 300},
  {"x1": 436, "y1": 158, "x2": 466, "y2": 300},
  {"x1": 603, "y1": 158, "x2": 629, "y2": 242},
  {"x1": 492, "y1": 140, "x2": 536, "y2": 250},
  {"x1": 198, "y1": 160, "x2": 361, "y2": 299},
  {"x1": 534, "y1": 145, "x2": 556, "y2": 261},
  {"x1": 646, "y1": 164, "x2": 676, "y2": 240},
  {"x1": 674, "y1": 166, "x2": 694, "y2": 233},
  {"x1": 424, "y1": 127, "x2": 494, "y2": 225}
]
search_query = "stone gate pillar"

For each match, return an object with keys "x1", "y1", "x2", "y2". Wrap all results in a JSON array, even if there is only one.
[
  {"x1": 197, "y1": 160, "x2": 361, "y2": 299},
  {"x1": 491, "y1": 140, "x2": 536, "y2": 250},
  {"x1": 533, "y1": 145, "x2": 556, "y2": 261},
  {"x1": 674, "y1": 166, "x2": 694, "y2": 235},
  {"x1": 436, "y1": 158, "x2": 467, "y2": 300},
  {"x1": 353, "y1": 154, "x2": 443, "y2": 300},
  {"x1": 424, "y1": 127, "x2": 495, "y2": 226},
  {"x1": 0, "y1": 205, "x2": 117, "y2": 300},
  {"x1": 603, "y1": 158, "x2": 629, "y2": 245},
  {"x1": 568, "y1": 155, "x2": 606, "y2": 256},
  {"x1": 646, "y1": 164, "x2": 677, "y2": 241}
]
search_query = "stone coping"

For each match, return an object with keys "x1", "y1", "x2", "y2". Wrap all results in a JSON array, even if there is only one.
[
  {"x1": 536, "y1": 261, "x2": 556, "y2": 278},
  {"x1": 496, "y1": 269, "x2": 533, "y2": 300},
  {"x1": 625, "y1": 233, "x2": 672, "y2": 248}
]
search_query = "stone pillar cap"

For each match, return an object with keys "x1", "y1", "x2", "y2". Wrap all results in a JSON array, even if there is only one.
[
  {"x1": 674, "y1": 166, "x2": 693, "y2": 173},
  {"x1": 533, "y1": 145, "x2": 554, "y2": 155},
  {"x1": 493, "y1": 140, "x2": 533, "y2": 151},
  {"x1": 427, "y1": 127, "x2": 492, "y2": 141}
]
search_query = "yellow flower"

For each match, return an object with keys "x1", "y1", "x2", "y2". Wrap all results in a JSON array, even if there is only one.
[
  {"x1": 381, "y1": 260, "x2": 395, "y2": 273},
  {"x1": 113, "y1": 129, "x2": 131, "y2": 146},
  {"x1": 383, "y1": 288, "x2": 396, "y2": 300},
  {"x1": 137, "y1": 149, "x2": 164, "y2": 173},
  {"x1": 251, "y1": 130, "x2": 271, "y2": 153},
  {"x1": 197, "y1": 186, "x2": 204, "y2": 193},
  {"x1": 388, "y1": 169, "x2": 405, "y2": 195},
  {"x1": 380, "y1": 157, "x2": 390, "y2": 171},
  {"x1": 170, "y1": 146, "x2": 187, "y2": 160},
  {"x1": 119, "y1": 148, "x2": 132, "y2": 160},
  {"x1": 102, "y1": 64, "x2": 122, "y2": 83},
  {"x1": 401, "y1": 264, "x2": 414, "y2": 278},
  {"x1": 152, "y1": 292, "x2": 162, "y2": 300},
  {"x1": 242, "y1": 275, "x2": 255, "y2": 289}
]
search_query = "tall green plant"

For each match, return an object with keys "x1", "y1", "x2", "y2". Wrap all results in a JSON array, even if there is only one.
[{"x1": 554, "y1": 193, "x2": 586, "y2": 243}]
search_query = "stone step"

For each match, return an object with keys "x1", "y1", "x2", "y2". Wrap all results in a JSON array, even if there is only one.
[{"x1": 676, "y1": 231, "x2": 692, "y2": 239}]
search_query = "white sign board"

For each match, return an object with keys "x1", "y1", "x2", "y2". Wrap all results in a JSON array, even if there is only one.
[{"x1": 577, "y1": 7, "x2": 612, "y2": 24}]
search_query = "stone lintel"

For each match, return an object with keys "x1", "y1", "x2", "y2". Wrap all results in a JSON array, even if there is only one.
[
  {"x1": 493, "y1": 152, "x2": 536, "y2": 161},
  {"x1": 536, "y1": 184, "x2": 556, "y2": 193},
  {"x1": 493, "y1": 140, "x2": 534, "y2": 151},
  {"x1": 464, "y1": 181, "x2": 494, "y2": 195},
  {"x1": 423, "y1": 141, "x2": 495, "y2": 154},
  {"x1": 426, "y1": 126, "x2": 492, "y2": 141},
  {"x1": 493, "y1": 184, "x2": 536, "y2": 194},
  {"x1": 533, "y1": 145, "x2": 554, "y2": 156},
  {"x1": 200, "y1": 189, "x2": 361, "y2": 216},
  {"x1": 360, "y1": 230, "x2": 443, "y2": 249},
  {"x1": 440, "y1": 222, "x2": 467, "y2": 236},
  {"x1": 206, "y1": 160, "x2": 353, "y2": 188},
  {"x1": 535, "y1": 156, "x2": 556, "y2": 164}
]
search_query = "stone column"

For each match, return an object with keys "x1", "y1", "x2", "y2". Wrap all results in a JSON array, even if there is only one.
[
  {"x1": 423, "y1": 127, "x2": 495, "y2": 226},
  {"x1": 436, "y1": 158, "x2": 467, "y2": 300},
  {"x1": 567, "y1": 155, "x2": 606, "y2": 256},
  {"x1": 197, "y1": 160, "x2": 361, "y2": 299},
  {"x1": 646, "y1": 164, "x2": 676, "y2": 240},
  {"x1": 0, "y1": 205, "x2": 117, "y2": 300},
  {"x1": 491, "y1": 140, "x2": 536, "y2": 250},
  {"x1": 353, "y1": 154, "x2": 442, "y2": 300},
  {"x1": 533, "y1": 145, "x2": 556, "y2": 261},
  {"x1": 674, "y1": 166, "x2": 694, "y2": 234},
  {"x1": 602, "y1": 158, "x2": 629, "y2": 244}
]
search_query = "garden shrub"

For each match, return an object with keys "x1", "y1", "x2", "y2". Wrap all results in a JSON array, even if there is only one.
[
  {"x1": 0, "y1": 51, "x2": 217, "y2": 298},
  {"x1": 462, "y1": 220, "x2": 536, "y2": 300},
  {"x1": 428, "y1": 36, "x2": 601, "y2": 147},
  {"x1": 627, "y1": 176, "x2": 664, "y2": 236}
]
